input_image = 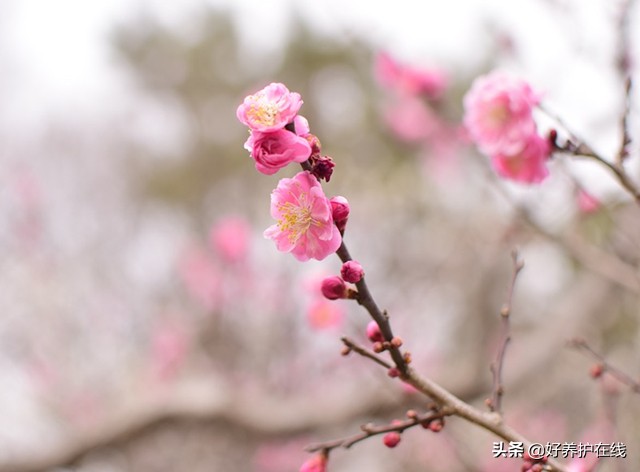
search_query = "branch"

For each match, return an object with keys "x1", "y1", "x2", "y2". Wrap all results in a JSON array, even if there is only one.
[
  {"x1": 487, "y1": 250, "x2": 524, "y2": 414},
  {"x1": 568, "y1": 337, "x2": 640, "y2": 394},
  {"x1": 306, "y1": 407, "x2": 452, "y2": 453},
  {"x1": 542, "y1": 104, "x2": 640, "y2": 204},
  {"x1": 615, "y1": 0, "x2": 635, "y2": 166}
]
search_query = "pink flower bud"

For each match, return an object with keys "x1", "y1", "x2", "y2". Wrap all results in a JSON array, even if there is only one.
[
  {"x1": 330, "y1": 196, "x2": 349, "y2": 234},
  {"x1": 366, "y1": 320, "x2": 384, "y2": 343},
  {"x1": 341, "y1": 260, "x2": 364, "y2": 283},
  {"x1": 321, "y1": 276, "x2": 347, "y2": 300},
  {"x1": 383, "y1": 431, "x2": 401, "y2": 448},
  {"x1": 299, "y1": 453, "x2": 327, "y2": 472}
]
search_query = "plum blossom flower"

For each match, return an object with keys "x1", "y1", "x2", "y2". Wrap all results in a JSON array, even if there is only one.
[
  {"x1": 490, "y1": 133, "x2": 550, "y2": 184},
  {"x1": 299, "y1": 453, "x2": 327, "y2": 472},
  {"x1": 244, "y1": 129, "x2": 311, "y2": 175},
  {"x1": 264, "y1": 171, "x2": 341, "y2": 261},
  {"x1": 375, "y1": 51, "x2": 448, "y2": 99},
  {"x1": 210, "y1": 216, "x2": 251, "y2": 263},
  {"x1": 307, "y1": 299, "x2": 345, "y2": 330},
  {"x1": 464, "y1": 71, "x2": 540, "y2": 156},
  {"x1": 577, "y1": 189, "x2": 601, "y2": 214},
  {"x1": 237, "y1": 82, "x2": 303, "y2": 132}
]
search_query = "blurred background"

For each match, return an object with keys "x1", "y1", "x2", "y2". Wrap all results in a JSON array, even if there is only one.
[{"x1": 0, "y1": 0, "x2": 639, "y2": 470}]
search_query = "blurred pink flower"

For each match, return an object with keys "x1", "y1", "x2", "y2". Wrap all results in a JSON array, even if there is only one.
[
  {"x1": 178, "y1": 246, "x2": 221, "y2": 310},
  {"x1": 299, "y1": 454, "x2": 327, "y2": 472},
  {"x1": 464, "y1": 71, "x2": 540, "y2": 156},
  {"x1": 577, "y1": 189, "x2": 601, "y2": 214},
  {"x1": 307, "y1": 298, "x2": 345, "y2": 330},
  {"x1": 244, "y1": 129, "x2": 311, "y2": 175},
  {"x1": 383, "y1": 95, "x2": 439, "y2": 143},
  {"x1": 264, "y1": 171, "x2": 341, "y2": 261},
  {"x1": 150, "y1": 321, "x2": 188, "y2": 382},
  {"x1": 376, "y1": 51, "x2": 447, "y2": 98},
  {"x1": 490, "y1": 133, "x2": 550, "y2": 184},
  {"x1": 236, "y1": 82, "x2": 303, "y2": 132},
  {"x1": 210, "y1": 216, "x2": 251, "y2": 263}
]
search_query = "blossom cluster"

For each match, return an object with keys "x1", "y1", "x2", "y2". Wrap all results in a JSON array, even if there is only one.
[
  {"x1": 237, "y1": 83, "x2": 347, "y2": 261},
  {"x1": 463, "y1": 71, "x2": 551, "y2": 184}
]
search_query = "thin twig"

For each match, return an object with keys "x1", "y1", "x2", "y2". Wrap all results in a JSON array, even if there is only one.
[
  {"x1": 541, "y1": 103, "x2": 640, "y2": 204},
  {"x1": 568, "y1": 337, "x2": 640, "y2": 394},
  {"x1": 306, "y1": 408, "x2": 452, "y2": 453},
  {"x1": 341, "y1": 336, "x2": 392, "y2": 370},
  {"x1": 615, "y1": 0, "x2": 634, "y2": 166},
  {"x1": 487, "y1": 251, "x2": 524, "y2": 414}
]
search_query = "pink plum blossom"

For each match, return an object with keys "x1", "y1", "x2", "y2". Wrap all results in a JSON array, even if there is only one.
[
  {"x1": 464, "y1": 71, "x2": 541, "y2": 156},
  {"x1": 264, "y1": 171, "x2": 341, "y2": 261},
  {"x1": 237, "y1": 82, "x2": 303, "y2": 132},
  {"x1": 244, "y1": 129, "x2": 311, "y2": 175},
  {"x1": 307, "y1": 299, "x2": 345, "y2": 330},
  {"x1": 490, "y1": 133, "x2": 551, "y2": 184},
  {"x1": 178, "y1": 246, "x2": 221, "y2": 311},
  {"x1": 383, "y1": 95, "x2": 439, "y2": 143},
  {"x1": 210, "y1": 216, "x2": 251, "y2": 263},
  {"x1": 375, "y1": 51, "x2": 448, "y2": 98},
  {"x1": 577, "y1": 189, "x2": 601, "y2": 214},
  {"x1": 299, "y1": 454, "x2": 327, "y2": 472}
]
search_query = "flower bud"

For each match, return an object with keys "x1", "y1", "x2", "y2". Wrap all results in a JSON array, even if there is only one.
[
  {"x1": 366, "y1": 320, "x2": 384, "y2": 343},
  {"x1": 341, "y1": 260, "x2": 364, "y2": 283},
  {"x1": 387, "y1": 367, "x2": 400, "y2": 378},
  {"x1": 321, "y1": 276, "x2": 347, "y2": 300},
  {"x1": 383, "y1": 431, "x2": 401, "y2": 448},
  {"x1": 311, "y1": 155, "x2": 335, "y2": 182},
  {"x1": 299, "y1": 453, "x2": 327, "y2": 472},
  {"x1": 330, "y1": 196, "x2": 349, "y2": 234}
]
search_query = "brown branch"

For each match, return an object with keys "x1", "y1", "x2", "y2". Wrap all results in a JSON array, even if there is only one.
[
  {"x1": 487, "y1": 167, "x2": 640, "y2": 294},
  {"x1": 306, "y1": 408, "x2": 452, "y2": 453},
  {"x1": 615, "y1": 0, "x2": 634, "y2": 166},
  {"x1": 568, "y1": 338, "x2": 640, "y2": 394},
  {"x1": 341, "y1": 336, "x2": 393, "y2": 370},
  {"x1": 542, "y1": 104, "x2": 640, "y2": 204},
  {"x1": 487, "y1": 251, "x2": 524, "y2": 414}
]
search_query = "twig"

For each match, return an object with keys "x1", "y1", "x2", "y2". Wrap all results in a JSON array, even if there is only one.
[
  {"x1": 306, "y1": 407, "x2": 452, "y2": 453},
  {"x1": 341, "y1": 336, "x2": 392, "y2": 370},
  {"x1": 568, "y1": 337, "x2": 640, "y2": 394},
  {"x1": 487, "y1": 251, "x2": 524, "y2": 414},
  {"x1": 541, "y1": 104, "x2": 640, "y2": 204},
  {"x1": 615, "y1": 0, "x2": 634, "y2": 166}
]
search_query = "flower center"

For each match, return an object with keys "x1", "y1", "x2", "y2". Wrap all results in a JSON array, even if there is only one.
[
  {"x1": 277, "y1": 196, "x2": 314, "y2": 244},
  {"x1": 247, "y1": 95, "x2": 279, "y2": 127},
  {"x1": 486, "y1": 103, "x2": 510, "y2": 129}
]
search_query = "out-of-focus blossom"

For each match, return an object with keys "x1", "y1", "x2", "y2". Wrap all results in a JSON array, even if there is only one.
[
  {"x1": 149, "y1": 320, "x2": 188, "y2": 382},
  {"x1": 307, "y1": 298, "x2": 345, "y2": 330},
  {"x1": 244, "y1": 129, "x2": 311, "y2": 175},
  {"x1": 375, "y1": 51, "x2": 448, "y2": 98},
  {"x1": 178, "y1": 246, "x2": 221, "y2": 310},
  {"x1": 264, "y1": 171, "x2": 341, "y2": 261},
  {"x1": 383, "y1": 95, "x2": 439, "y2": 143},
  {"x1": 299, "y1": 453, "x2": 327, "y2": 472},
  {"x1": 210, "y1": 216, "x2": 251, "y2": 263},
  {"x1": 237, "y1": 82, "x2": 303, "y2": 132},
  {"x1": 490, "y1": 133, "x2": 550, "y2": 184},
  {"x1": 464, "y1": 71, "x2": 540, "y2": 156},
  {"x1": 577, "y1": 189, "x2": 601, "y2": 214}
]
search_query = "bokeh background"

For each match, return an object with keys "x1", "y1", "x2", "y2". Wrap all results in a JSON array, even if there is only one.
[{"x1": 0, "y1": 0, "x2": 639, "y2": 470}]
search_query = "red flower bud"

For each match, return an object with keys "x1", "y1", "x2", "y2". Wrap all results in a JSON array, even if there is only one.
[
  {"x1": 341, "y1": 260, "x2": 364, "y2": 283},
  {"x1": 383, "y1": 431, "x2": 401, "y2": 448},
  {"x1": 330, "y1": 196, "x2": 349, "y2": 234},
  {"x1": 321, "y1": 276, "x2": 347, "y2": 300}
]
